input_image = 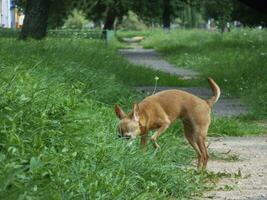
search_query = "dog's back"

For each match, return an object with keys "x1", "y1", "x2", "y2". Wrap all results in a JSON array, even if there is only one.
[{"x1": 139, "y1": 89, "x2": 210, "y2": 124}]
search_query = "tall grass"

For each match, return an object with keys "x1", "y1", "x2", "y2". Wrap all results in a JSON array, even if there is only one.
[
  {"x1": 142, "y1": 28, "x2": 267, "y2": 118},
  {"x1": 0, "y1": 38, "x2": 208, "y2": 199}
]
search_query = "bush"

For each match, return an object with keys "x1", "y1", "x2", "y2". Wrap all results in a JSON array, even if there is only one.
[
  {"x1": 118, "y1": 11, "x2": 147, "y2": 31},
  {"x1": 63, "y1": 9, "x2": 88, "y2": 29}
]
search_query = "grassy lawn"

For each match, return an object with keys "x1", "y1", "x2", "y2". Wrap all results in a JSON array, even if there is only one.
[
  {"x1": 141, "y1": 28, "x2": 267, "y2": 120},
  {"x1": 0, "y1": 38, "x2": 213, "y2": 199},
  {"x1": 0, "y1": 29, "x2": 266, "y2": 198}
]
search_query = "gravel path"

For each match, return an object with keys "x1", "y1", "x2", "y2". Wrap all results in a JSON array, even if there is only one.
[
  {"x1": 119, "y1": 48, "x2": 199, "y2": 78},
  {"x1": 199, "y1": 136, "x2": 267, "y2": 200}
]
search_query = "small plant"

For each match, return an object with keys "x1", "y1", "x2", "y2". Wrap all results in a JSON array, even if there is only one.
[{"x1": 152, "y1": 76, "x2": 159, "y2": 94}]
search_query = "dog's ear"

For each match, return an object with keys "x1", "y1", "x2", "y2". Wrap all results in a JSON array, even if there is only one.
[
  {"x1": 133, "y1": 104, "x2": 140, "y2": 122},
  {"x1": 114, "y1": 105, "x2": 126, "y2": 119}
]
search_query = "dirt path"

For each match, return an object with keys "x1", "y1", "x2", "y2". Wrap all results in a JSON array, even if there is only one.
[
  {"x1": 119, "y1": 48, "x2": 199, "y2": 78},
  {"x1": 202, "y1": 136, "x2": 267, "y2": 200}
]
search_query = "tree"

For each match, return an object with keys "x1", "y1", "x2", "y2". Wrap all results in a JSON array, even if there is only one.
[
  {"x1": 162, "y1": 0, "x2": 172, "y2": 29},
  {"x1": 19, "y1": 0, "x2": 50, "y2": 40},
  {"x1": 238, "y1": 0, "x2": 267, "y2": 13},
  {"x1": 132, "y1": 0, "x2": 161, "y2": 26},
  {"x1": 203, "y1": 0, "x2": 233, "y2": 32},
  {"x1": 233, "y1": 0, "x2": 267, "y2": 26}
]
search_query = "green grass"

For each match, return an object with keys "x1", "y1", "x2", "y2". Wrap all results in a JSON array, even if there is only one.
[
  {"x1": 1, "y1": 29, "x2": 266, "y2": 198},
  {"x1": 0, "y1": 38, "x2": 213, "y2": 199},
  {"x1": 141, "y1": 28, "x2": 267, "y2": 119},
  {"x1": 209, "y1": 117, "x2": 264, "y2": 136}
]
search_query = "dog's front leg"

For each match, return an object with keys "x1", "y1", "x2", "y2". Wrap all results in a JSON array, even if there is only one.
[
  {"x1": 140, "y1": 134, "x2": 148, "y2": 151},
  {"x1": 151, "y1": 124, "x2": 169, "y2": 149}
]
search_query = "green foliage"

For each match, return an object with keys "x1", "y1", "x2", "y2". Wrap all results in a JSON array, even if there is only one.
[
  {"x1": 142, "y1": 28, "x2": 267, "y2": 119},
  {"x1": 119, "y1": 11, "x2": 147, "y2": 31},
  {"x1": 15, "y1": 0, "x2": 266, "y2": 31},
  {"x1": 231, "y1": 0, "x2": 267, "y2": 27},
  {"x1": 63, "y1": 9, "x2": 88, "y2": 29},
  {"x1": 0, "y1": 38, "x2": 209, "y2": 199}
]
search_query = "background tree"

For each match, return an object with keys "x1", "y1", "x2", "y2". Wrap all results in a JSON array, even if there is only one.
[
  {"x1": 15, "y1": 0, "x2": 267, "y2": 40},
  {"x1": 19, "y1": 0, "x2": 50, "y2": 40},
  {"x1": 232, "y1": 0, "x2": 267, "y2": 26},
  {"x1": 203, "y1": 0, "x2": 233, "y2": 32},
  {"x1": 132, "y1": 0, "x2": 162, "y2": 27},
  {"x1": 16, "y1": 0, "x2": 74, "y2": 39}
]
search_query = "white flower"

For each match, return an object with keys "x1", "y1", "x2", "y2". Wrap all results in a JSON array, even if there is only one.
[{"x1": 154, "y1": 76, "x2": 159, "y2": 81}]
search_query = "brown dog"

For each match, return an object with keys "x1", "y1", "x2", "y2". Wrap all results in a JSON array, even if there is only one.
[{"x1": 115, "y1": 78, "x2": 220, "y2": 169}]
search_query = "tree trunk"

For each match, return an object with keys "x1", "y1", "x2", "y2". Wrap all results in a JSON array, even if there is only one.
[
  {"x1": 102, "y1": 6, "x2": 116, "y2": 40},
  {"x1": 103, "y1": 7, "x2": 116, "y2": 30},
  {"x1": 19, "y1": 0, "x2": 50, "y2": 40},
  {"x1": 162, "y1": 0, "x2": 171, "y2": 29}
]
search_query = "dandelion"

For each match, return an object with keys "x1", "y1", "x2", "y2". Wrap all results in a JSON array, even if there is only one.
[{"x1": 153, "y1": 76, "x2": 159, "y2": 94}]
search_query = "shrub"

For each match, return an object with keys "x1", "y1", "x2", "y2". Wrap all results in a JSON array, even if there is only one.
[
  {"x1": 118, "y1": 11, "x2": 147, "y2": 31},
  {"x1": 63, "y1": 9, "x2": 88, "y2": 29}
]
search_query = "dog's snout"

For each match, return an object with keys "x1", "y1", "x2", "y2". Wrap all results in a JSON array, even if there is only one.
[{"x1": 118, "y1": 134, "x2": 131, "y2": 140}]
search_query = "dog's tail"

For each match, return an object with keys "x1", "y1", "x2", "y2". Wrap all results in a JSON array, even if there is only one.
[{"x1": 206, "y1": 77, "x2": 221, "y2": 107}]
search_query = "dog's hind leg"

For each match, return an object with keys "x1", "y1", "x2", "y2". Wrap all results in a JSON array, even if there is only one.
[
  {"x1": 183, "y1": 120, "x2": 203, "y2": 169},
  {"x1": 197, "y1": 136, "x2": 209, "y2": 169},
  {"x1": 196, "y1": 127, "x2": 209, "y2": 170}
]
